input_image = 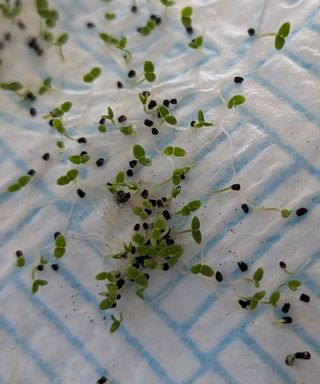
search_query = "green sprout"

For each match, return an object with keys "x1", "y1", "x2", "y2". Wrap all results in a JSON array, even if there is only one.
[
  {"x1": 54, "y1": 233, "x2": 67, "y2": 258},
  {"x1": 143, "y1": 60, "x2": 156, "y2": 83},
  {"x1": 176, "y1": 200, "x2": 201, "y2": 216},
  {"x1": 137, "y1": 18, "x2": 157, "y2": 36},
  {"x1": 83, "y1": 67, "x2": 102, "y2": 83},
  {"x1": 181, "y1": 6, "x2": 193, "y2": 33},
  {"x1": 190, "y1": 263, "x2": 214, "y2": 277},
  {"x1": 35, "y1": 0, "x2": 59, "y2": 29},
  {"x1": 160, "y1": 0, "x2": 176, "y2": 7},
  {"x1": 158, "y1": 105, "x2": 177, "y2": 125},
  {"x1": 0, "y1": 0, "x2": 22, "y2": 21},
  {"x1": 193, "y1": 110, "x2": 215, "y2": 128},
  {"x1": 56, "y1": 169, "x2": 79, "y2": 186},
  {"x1": 31, "y1": 256, "x2": 49, "y2": 294},
  {"x1": 0, "y1": 82, "x2": 36, "y2": 101},
  {"x1": 99, "y1": 33, "x2": 132, "y2": 62},
  {"x1": 253, "y1": 205, "x2": 292, "y2": 218},
  {"x1": 7, "y1": 172, "x2": 34, "y2": 193},
  {"x1": 105, "y1": 12, "x2": 116, "y2": 21},
  {"x1": 16, "y1": 251, "x2": 26, "y2": 268},
  {"x1": 163, "y1": 146, "x2": 186, "y2": 157},
  {"x1": 43, "y1": 101, "x2": 72, "y2": 119},
  {"x1": 175, "y1": 216, "x2": 202, "y2": 244},
  {"x1": 110, "y1": 313, "x2": 123, "y2": 333},
  {"x1": 69, "y1": 153, "x2": 91, "y2": 165},
  {"x1": 38, "y1": 77, "x2": 52, "y2": 95},
  {"x1": 188, "y1": 36, "x2": 203, "y2": 49},
  {"x1": 255, "y1": 22, "x2": 291, "y2": 50},
  {"x1": 244, "y1": 267, "x2": 264, "y2": 287},
  {"x1": 227, "y1": 95, "x2": 246, "y2": 109},
  {"x1": 99, "y1": 106, "x2": 115, "y2": 132},
  {"x1": 133, "y1": 144, "x2": 152, "y2": 166}
]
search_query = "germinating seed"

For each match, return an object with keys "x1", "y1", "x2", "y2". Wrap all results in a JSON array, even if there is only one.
[
  {"x1": 170, "y1": 98, "x2": 177, "y2": 104},
  {"x1": 279, "y1": 261, "x2": 287, "y2": 269},
  {"x1": 16, "y1": 250, "x2": 23, "y2": 257},
  {"x1": 131, "y1": 5, "x2": 138, "y2": 13},
  {"x1": 129, "y1": 160, "x2": 137, "y2": 168},
  {"x1": 238, "y1": 299, "x2": 250, "y2": 309},
  {"x1": 163, "y1": 99, "x2": 170, "y2": 107},
  {"x1": 237, "y1": 261, "x2": 248, "y2": 272},
  {"x1": 162, "y1": 210, "x2": 171, "y2": 220},
  {"x1": 141, "y1": 189, "x2": 149, "y2": 199},
  {"x1": 37, "y1": 264, "x2": 44, "y2": 271},
  {"x1": 133, "y1": 223, "x2": 140, "y2": 231},
  {"x1": 241, "y1": 204, "x2": 249, "y2": 213},
  {"x1": 148, "y1": 100, "x2": 157, "y2": 109},
  {"x1": 186, "y1": 26, "x2": 193, "y2": 34},
  {"x1": 54, "y1": 232, "x2": 61, "y2": 239},
  {"x1": 231, "y1": 183, "x2": 241, "y2": 191},
  {"x1": 215, "y1": 271, "x2": 223, "y2": 282},
  {"x1": 118, "y1": 115, "x2": 127, "y2": 123},
  {"x1": 248, "y1": 28, "x2": 255, "y2": 36}
]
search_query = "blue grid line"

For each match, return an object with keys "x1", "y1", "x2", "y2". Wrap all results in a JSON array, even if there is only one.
[
  {"x1": 0, "y1": 313, "x2": 63, "y2": 384},
  {"x1": 284, "y1": 48, "x2": 320, "y2": 79},
  {"x1": 14, "y1": 278, "x2": 113, "y2": 384}
]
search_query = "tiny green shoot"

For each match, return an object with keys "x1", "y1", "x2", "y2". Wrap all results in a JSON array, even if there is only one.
[
  {"x1": 227, "y1": 95, "x2": 246, "y2": 109},
  {"x1": 188, "y1": 36, "x2": 203, "y2": 49}
]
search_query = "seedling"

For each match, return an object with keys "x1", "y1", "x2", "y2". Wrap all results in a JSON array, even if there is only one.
[
  {"x1": 190, "y1": 263, "x2": 214, "y2": 277},
  {"x1": 56, "y1": 169, "x2": 79, "y2": 186},
  {"x1": 137, "y1": 18, "x2": 157, "y2": 36},
  {"x1": 43, "y1": 101, "x2": 72, "y2": 119},
  {"x1": 211, "y1": 183, "x2": 241, "y2": 194},
  {"x1": 110, "y1": 313, "x2": 123, "y2": 333},
  {"x1": 251, "y1": 22, "x2": 291, "y2": 50},
  {"x1": 136, "y1": 60, "x2": 156, "y2": 83},
  {"x1": 176, "y1": 200, "x2": 201, "y2": 216},
  {"x1": 31, "y1": 256, "x2": 49, "y2": 294},
  {"x1": 244, "y1": 267, "x2": 264, "y2": 287},
  {"x1": 0, "y1": 0, "x2": 22, "y2": 21},
  {"x1": 227, "y1": 95, "x2": 246, "y2": 109},
  {"x1": 105, "y1": 12, "x2": 116, "y2": 21},
  {"x1": 188, "y1": 36, "x2": 203, "y2": 49},
  {"x1": 38, "y1": 77, "x2": 52, "y2": 95},
  {"x1": 54, "y1": 233, "x2": 67, "y2": 258},
  {"x1": 99, "y1": 33, "x2": 132, "y2": 62},
  {"x1": 16, "y1": 250, "x2": 25, "y2": 268},
  {"x1": 192, "y1": 110, "x2": 215, "y2": 128},
  {"x1": 133, "y1": 144, "x2": 152, "y2": 166},
  {"x1": 163, "y1": 146, "x2": 186, "y2": 157},
  {"x1": 285, "y1": 351, "x2": 311, "y2": 366},
  {"x1": 175, "y1": 216, "x2": 202, "y2": 244},
  {"x1": 158, "y1": 105, "x2": 177, "y2": 126},
  {"x1": 7, "y1": 171, "x2": 34, "y2": 192},
  {"x1": 0, "y1": 82, "x2": 36, "y2": 101},
  {"x1": 160, "y1": 0, "x2": 176, "y2": 7},
  {"x1": 35, "y1": 0, "x2": 59, "y2": 29},
  {"x1": 69, "y1": 152, "x2": 91, "y2": 164},
  {"x1": 181, "y1": 6, "x2": 193, "y2": 34},
  {"x1": 83, "y1": 67, "x2": 102, "y2": 83},
  {"x1": 99, "y1": 106, "x2": 115, "y2": 132}
]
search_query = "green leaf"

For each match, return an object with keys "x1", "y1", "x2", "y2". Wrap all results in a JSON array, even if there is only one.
[
  {"x1": 253, "y1": 267, "x2": 264, "y2": 283},
  {"x1": 16, "y1": 256, "x2": 25, "y2": 267},
  {"x1": 278, "y1": 22, "x2": 290, "y2": 38},
  {"x1": 91, "y1": 67, "x2": 101, "y2": 78},
  {"x1": 181, "y1": 16, "x2": 192, "y2": 28},
  {"x1": 96, "y1": 272, "x2": 107, "y2": 280},
  {"x1": 192, "y1": 230, "x2": 202, "y2": 244},
  {"x1": 180, "y1": 205, "x2": 191, "y2": 216},
  {"x1": 287, "y1": 279, "x2": 302, "y2": 291},
  {"x1": 181, "y1": 6, "x2": 193, "y2": 17},
  {"x1": 269, "y1": 290, "x2": 280, "y2": 306},
  {"x1": 7, "y1": 183, "x2": 21, "y2": 192},
  {"x1": 66, "y1": 169, "x2": 78, "y2": 181},
  {"x1": 188, "y1": 200, "x2": 201, "y2": 211},
  {"x1": 18, "y1": 175, "x2": 31, "y2": 187},
  {"x1": 120, "y1": 125, "x2": 133, "y2": 135},
  {"x1": 55, "y1": 234, "x2": 66, "y2": 248},
  {"x1": 253, "y1": 290, "x2": 266, "y2": 300},
  {"x1": 32, "y1": 281, "x2": 39, "y2": 294},
  {"x1": 173, "y1": 147, "x2": 186, "y2": 157},
  {"x1": 132, "y1": 233, "x2": 145, "y2": 245},
  {"x1": 281, "y1": 209, "x2": 292, "y2": 218},
  {"x1": 105, "y1": 12, "x2": 116, "y2": 20},
  {"x1": 200, "y1": 264, "x2": 214, "y2": 277},
  {"x1": 188, "y1": 36, "x2": 203, "y2": 49},
  {"x1": 110, "y1": 320, "x2": 121, "y2": 333},
  {"x1": 0, "y1": 81, "x2": 23, "y2": 92},
  {"x1": 99, "y1": 125, "x2": 107, "y2": 133},
  {"x1": 83, "y1": 73, "x2": 94, "y2": 83},
  {"x1": 36, "y1": 279, "x2": 48, "y2": 286},
  {"x1": 191, "y1": 216, "x2": 200, "y2": 230},
  {"x1": 81, "y1": 154, "x2": 90, "y2": 163},
  {"x1": 127, "y1": 266, "x2": 140, "y2": 279},
  {"x1": 144, "y1": 259, "x2": 157, "y2": 269},
  {"x1": 56, "y1": 33, "x2": 69, "y2": 46},
  {"x1": 99, "y1": 298, "x2": 112, "y2": 310},
  {"x1": 144, "y1": 60, "x2": 154, "y2": 73},
  {"x1": 56, "y1": 176, "x2": 69, "y2": 185},
  {"x1": 160, "y1": 0, "x2": 176, "y2": 6},
  {"x1": 275, "y1": 35, "x2": 285, "y2": 50},
  {"x1": 139, "y1": 156, "x2": 152, "y2": 167},
  {"x1": 135, "y1": 274, "x2": 148, "y2": 287},
  {"x1": 163, "y1": 146, "x2": 174, "y2": 156},
  {"x1": 158, "y1": 105, "x2": 169, "y2": 118},
  {"x1": 52, "y1": 119, "x2": 65, "y2": 134},
  {"x1": 133, "y1": 144, "x2": 145, "y2": 159},
  {"x1": 198, "y1": 110, "x2": 204, "y2": 123},
  {"x1": 69, "y1": 155, "x2": 82, "y2": 164},
  {"x1": 249, "y1": 297, "x2": 258, "y2": 310},
  {"x1": 227, "y1": 95, "x2": 246, "y2": 109},
  {"x1": 117, "y1": 37, "x2": 127, "y2": 49},
  {"x1": 165, "y1": 115, "x2": 177, "y2": 125},
  {"x1": 115, "y1": 171, "x2": 125, "y2": 184},
  {"x1": 190, "y1": 263, "x2": 201, "y2": 274},
  {"x1": 61, "y1": 101, "x2": 72, "y2": 112},
  {"x1": 54, "y1": 247, "x2": 65, "y2": 258},
  {"x1": 145, "y1": 73, "x2": 156, "y2": 82}
]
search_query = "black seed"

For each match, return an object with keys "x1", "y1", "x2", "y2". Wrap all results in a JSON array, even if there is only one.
[
  {"x1": 215, "y1": 271, "x2": 223, "y2": 282},
  {"x1": 294, "y1": 351, "x2": 311, "y2": 360},
  {"x1": 145, "y1": 208, "x2": 152, "y2": 215},
  {"x1": 142, "y1": 91, "x2": 150, "y2": 97},
  {"x1": 35, "y1": 47, "x2": 44, "y2": 56},
  {"x1": 99, "y1": 117, "x2": 105, "y2": 125},
  {"x1": 163, "y1": 263, "x2": 170, "y2": 271},
  {"x1": 165, "y1": 238, "x2": 175, "y2": 246},
  {"x1": 231, "y1": 183, "x2": 241, "y2": 191},
  {"x1": 80, "y1": 151, "x2": 87, "y2": 156},
  {"x1": 49, "y1": 119, "x2": 54, "y2": 127},
  {"x1": 150, "y1": 14, "x2": 157, "y2": 21},
  {"x1": 37, "y1": 264, "x2": 44, "y2": 271},
  {"x1": 238, "y1": 299, "x2": 250, "y2": 309},
  {"x1": 118, "y1": 115, "x2": 127, "y2": 123},
  {"x1": 134, "y1": 223, "x2": 140, "y2": 231},
  {"x1": 186, "y1": 26, "x2": 193, "y2": 34},
  {"x1": 144, "y1": 273, "x2": 150, "y2": 280},
  {"x1": 155, "y1": 17, "x2": 162, "y2": 25},
  {"x1": 117, "y1": 294, "x2": 121, "y2": 300},
  {"x1": 77, "y1": 189, "x2": 86, "y2": 198},
  {"x1": 279, "y1": 261, "x2": 287, "y2": 269},
  {"x1": 54, "y1": 232, "x2": 61, "y2": 239},
  {"x1": 296, "y1": 207, "x2": 308, "y2": 217},
  {"x1": 131, "y1": 246, "x2": 136, "y2": 255},
  {"x1": 131, "y1": 5, "x2": 138, "y2": 13},
  {"x1": 190, "y1": 120, "x2": 196, "y2": 127},
  {"x1": 86, "y1": 22, "x2": 95, "y2": 29},
  {"x1": 51, "y1": 264, "x2": 59, "y2": 271},
  {"x1": 116, "y1": 279, "x2": 125, "y2": 289},
  {"x1": 149, "y1": 199, "x2": 157, "y2": 207},
  {"x1": 4, "y1": 33, "x2": 11, "y2": 42},
  {"x1": 157, "y1": 111, "x2": 161, "y2": 118},
  {"x1": 26, "y1": 92, "x2": 36, "y2": 102},
  {"x1": 144, "y1": 119, "x2": 153, "y2": 127},
  {"x1": 163, "y1": 99, "x2": 170, "y2": 107},
  {"x1": 170, "y1": 98, "x2": 177, "y2": 105},
  {"x1": 125, "y1": 192, "x2": 131, "y2": 200},
  {"x1": 77, "y1": 137, "x2": 87, "y2": 144},
  {"x1": 299, "y1": 293, "x2": 310, "y2": 303},
  {"x1": 126, "y1": 169, "x2": 134, "y2": 177},
  {"x1": 16, "y1": 250, "x2": 23, "y2": 257},
  {"x1": 241, "y1": 203, "x2": 249, "y2": 214},
  {"x1": 145, "y1": 239, "x2": 151, "y2": 246},
  {"x1": 281, "y1": 316, "x2": 293, "y2": 324},
  {"x1": 161, "y1": 197, "x2": 167, "y2": 203},
  {"x1": 151, "y1": 128, "x2": 159, "y2": 135},
  {"x1": 248, "y1": 28, "x2": 255, "y2": 36},
  {"x1": 180, "y1": 174, "x2": 185, "y2": 180},
  {"x1": 129, "y1": 160, "x2": 137, "y2": 168},
  {"x1": 117, "y1": 81, "x2": 123, "y2": 89},
  {"x1": 162, "y1": 210, "x2": 171, "y2": 220},
  {"x1": 141, "y1": 189, "x2": 149, "y2": 199},
  {"x1": 96, "y1": 158, "x2": 104, "y2": 167},
  {"x1": 111, "y1": 303, "x2": 116, "y2": 308},
  {"x1": 234, "y1": 76, "x2": 244, "y2": 84},
  {"x1": 17, "y1": 20, "x2": 26, "y2": 30},
  {"x1": 237, "y1": 261, "x2": 248, "y2": 272},
  {"x1": 281, "y1": 302, "x2": 290, "y2": 313},
  {"x1": 28, "y1": 169, "x2": 36, "y2": 176},
  {"x1": 156, "y1": 199, "x2": 163, "y2": 208},
  {"x1": 148, "y1": 100, "x2": 157, "y2": 109},
  {"x1": 142, "y1": 222, "x2": 149, "y2": 230},
  {"x1": 42, "y1": 152, "x2": 50, "y2": 161},
  {"x1": 128, "y1": 70, "x2": 136, "y2": 78}
]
